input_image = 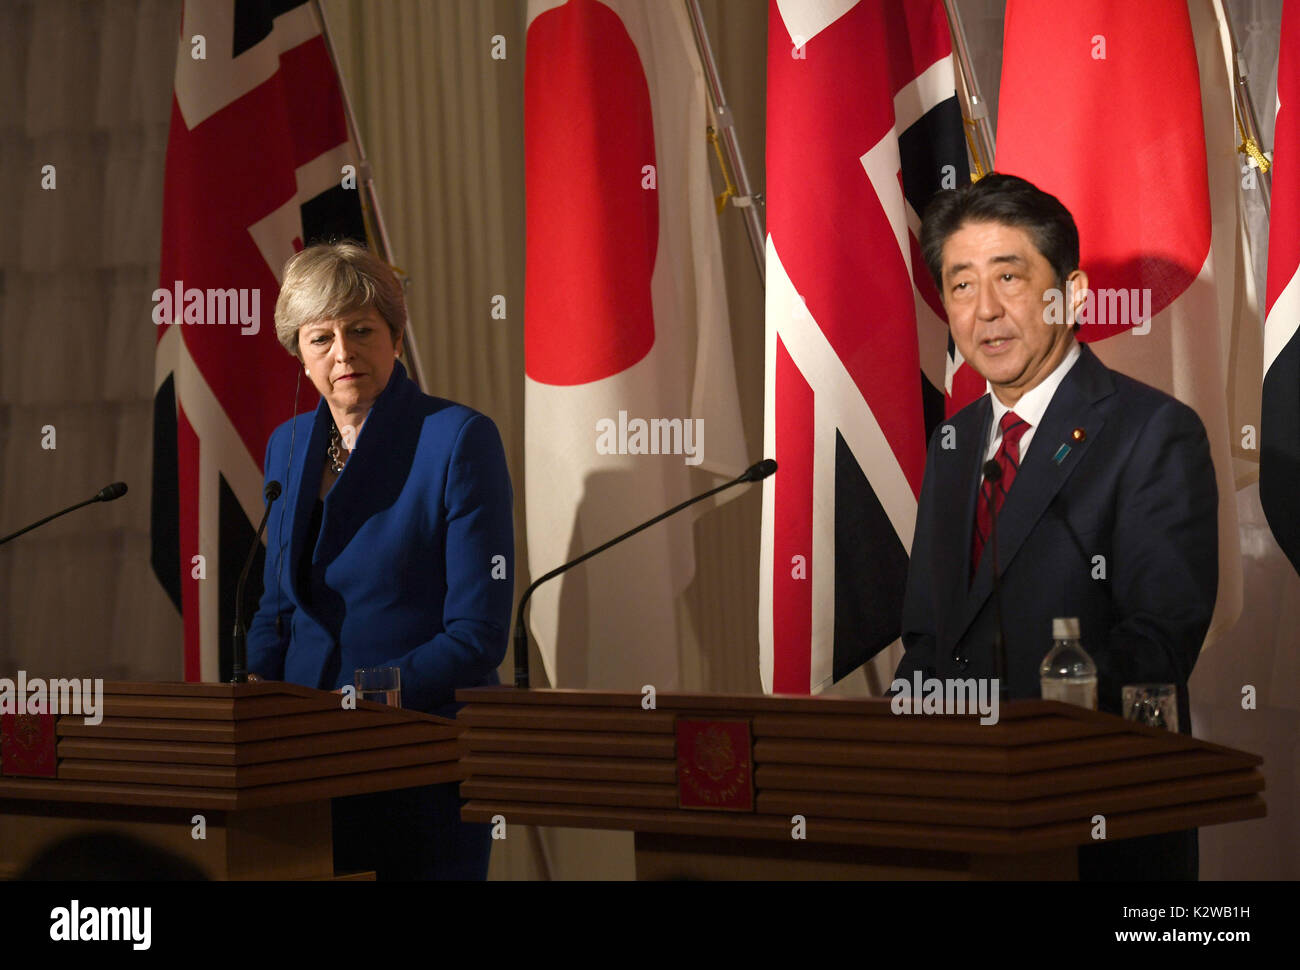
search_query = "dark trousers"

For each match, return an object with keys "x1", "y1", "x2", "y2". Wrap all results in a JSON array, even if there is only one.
[
  {"x1": 331, "y1": 781, "x2": 491, "y2": 880},
  {"x1": 1078, "y1": 827, "x2": 1198, "y2": 880}
]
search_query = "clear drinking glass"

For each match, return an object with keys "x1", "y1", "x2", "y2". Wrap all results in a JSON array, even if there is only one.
[
  {"x1": 1122, "y1": 684, "x2": 1178, "y2": 731},
  {"x1": 354, "y1": 666, "x2": 402, "y2": 708}
]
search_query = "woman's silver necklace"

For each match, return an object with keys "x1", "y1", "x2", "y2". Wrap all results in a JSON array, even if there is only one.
[{"x1": 327, "y1": 423, "x2": 347, "y2": 473}]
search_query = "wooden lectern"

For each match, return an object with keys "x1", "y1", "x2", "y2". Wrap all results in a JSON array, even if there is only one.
[
  {"x1": 456, "y1": 688, "x2": 1266, "y2": 880},
  {"x1": 0, "y1": 681, "x2": 462, "y2": 880}
]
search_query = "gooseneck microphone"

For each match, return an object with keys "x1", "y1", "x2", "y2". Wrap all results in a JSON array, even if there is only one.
[
  {"x1": 231, "y1": 481, "x2": 282, "y2": 684},
  {"x1": 0, "y1": 482, "x2": 129, "y2": 547},
  {"x1": 513, "y1": 458, "x2": 778, "y2": 688},
  {"x1": 982, "y1": 459, "x2": 1011, "y2": 702}
]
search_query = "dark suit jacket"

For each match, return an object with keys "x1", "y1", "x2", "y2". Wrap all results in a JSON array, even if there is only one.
[
  {"x1": 896, "y1": 342, "x2": 1218, "y2": 726},
  {"x1": 246, "y1": 361, "x2": 514, "y2": 718}
]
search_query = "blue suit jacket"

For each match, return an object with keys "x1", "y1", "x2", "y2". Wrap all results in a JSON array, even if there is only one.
[
  {"x1": 246, "y1": 361, "x2": 514, "y2": 718},
  {"x1": 896, "y1": 342, "x2": 1218, "y2": 726}
]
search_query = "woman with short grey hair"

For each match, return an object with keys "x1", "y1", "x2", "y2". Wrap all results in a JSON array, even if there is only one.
[{"x1": 247, "y1": 240, "x2": 514, "y2": 880}]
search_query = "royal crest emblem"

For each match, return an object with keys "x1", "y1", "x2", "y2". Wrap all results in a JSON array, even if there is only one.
[{"x1": 675, "y1": 718, "x2": 754, "y2": 811}]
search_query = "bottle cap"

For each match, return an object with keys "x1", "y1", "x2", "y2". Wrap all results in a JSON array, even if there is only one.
[{"x1": 1053, "y1": 617, "x2": 1081, "y2": 639}]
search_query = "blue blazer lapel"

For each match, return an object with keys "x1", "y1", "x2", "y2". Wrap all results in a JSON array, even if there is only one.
[
  {"x1": 287, "y1": 399, "x2": 329, "y2": 604},
  {"x1": 310, "y1": 361, "x2": 421, "y2": 569},
  {"x1": 955, "y1": 343, "x2": 1115, "y2": 645}
]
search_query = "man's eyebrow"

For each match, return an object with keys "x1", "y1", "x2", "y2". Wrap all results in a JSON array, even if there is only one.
[{"x1": 944, "y1": 253, "x2": 1028, "y2": 280}]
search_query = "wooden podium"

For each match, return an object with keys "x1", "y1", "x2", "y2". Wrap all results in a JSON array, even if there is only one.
[
  {"x1": 0, "y1": 681, "x2": 462, "y2": 880},
  {"x1": 456, "y1": 687, "x2": 1266, "y2": 880}
]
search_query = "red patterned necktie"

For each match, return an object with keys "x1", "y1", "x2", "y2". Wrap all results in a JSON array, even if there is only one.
[{"x1": 972, "y1": 411, "x2": 1030, "y2": 579}]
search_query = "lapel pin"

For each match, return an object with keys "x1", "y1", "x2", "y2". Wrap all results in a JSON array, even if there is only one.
[
  {"x1": 1071, "y1": 427, "x2": 1087, "y2": 442},
  {"x1": 1052, "y1": 444, "x2": 1072, "y2": 465}
]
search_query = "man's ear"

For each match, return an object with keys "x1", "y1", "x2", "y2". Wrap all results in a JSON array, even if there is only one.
[{"x1": 1065, "y1": 269, "x2": 1089, "y2": 326}]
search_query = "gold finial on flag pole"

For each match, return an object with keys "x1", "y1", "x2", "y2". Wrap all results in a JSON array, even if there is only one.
[
  {"x1": 943, "y1": 0, "x2": 996, "y2": 183},
  {"x1": 686, "y1": 0, "x2": 766, "y2": 289},
  {"x1": 707, "y1": 126, "x2": 740, "y2": 216},
  {"x1": 1217, "y1": 0, "x2": 1272, "y2": 208}
]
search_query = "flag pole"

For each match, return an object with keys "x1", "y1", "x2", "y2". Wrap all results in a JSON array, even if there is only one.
[
  {"x1": 942, "y1": 0, "x2": 996, "y2": 180},
  {"x1": 684, "y1": 0, "x2": 766, "y2": 288},
  {"x1": 310, "y1": 0, "x2": 427, "y2": 391},
  {"x1": 1217, "y1": 0, "x2": 1272, "y2": 210}
]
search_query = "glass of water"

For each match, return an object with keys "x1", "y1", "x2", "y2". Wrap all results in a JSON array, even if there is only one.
[
  {"x1": 354, "y1": 666, "x2": 402, "y2": 708},
  {"x1": 1122, "y1": 684, "x2": 1178, "y2": 731}
]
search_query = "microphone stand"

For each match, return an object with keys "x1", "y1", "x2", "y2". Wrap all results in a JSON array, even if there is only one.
[
  {"x1": 513, "y1": 460, "x2": 777, "y2": 688},
  {"x1": 0, "y1": 482, "x2": 129, "y2": 547},
  {"x1": 230, "y1": 481, "x2": 282, "y2": 684}
]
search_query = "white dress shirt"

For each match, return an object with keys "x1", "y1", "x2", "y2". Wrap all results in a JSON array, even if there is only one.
[{"x1": 984, "y1": 339, "x2": 1082, "y2": 463}]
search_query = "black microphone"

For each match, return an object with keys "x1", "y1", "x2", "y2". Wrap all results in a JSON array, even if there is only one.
[
  {"x1": 231, "y1": 481, "x2": 282, "y2": 684},
  {"x1": 982, "y1": 459, "x2": 1011, "y2": 703},
  {"x1": 96, "y1": 482, "x2": 129, "y2": 502},
  {"x1": 513, "y1": 458, "x2": 778, "y2": 688},
  {"x1": 737, "y1": 458, "x2": 777, "y2": 483},
  {"x1": 0, "y1": 482, "x2": 129, "y2": 547}
]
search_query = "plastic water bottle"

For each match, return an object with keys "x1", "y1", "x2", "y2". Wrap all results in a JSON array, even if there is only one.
[{"x1": 1039, "y1": 617, "x2": 1097, "y2": 709}]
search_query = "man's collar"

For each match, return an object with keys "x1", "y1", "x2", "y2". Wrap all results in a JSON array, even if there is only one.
[{"x1": 988, "y1": 339, "x2": 1081, "y2": 430}]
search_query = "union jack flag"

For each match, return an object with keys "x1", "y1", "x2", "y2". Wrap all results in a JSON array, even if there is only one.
[
  {"x1": 1263, "y1": 0, "x2": 1300, "y2": 577},
  {"x1": 151, "y1": 0, "x2": 366, "y2": 681},
  {"x1": 761, "y1": 0, "x2": 967, "y2": 693}
]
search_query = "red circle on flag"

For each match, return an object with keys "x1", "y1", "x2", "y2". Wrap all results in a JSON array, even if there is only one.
[
  {"x1": 524, "y1": 0, "x2": 658, "y2": 386},
  {"x1": 995, "y1": 1, "x2": 1211, "y2": 337}
]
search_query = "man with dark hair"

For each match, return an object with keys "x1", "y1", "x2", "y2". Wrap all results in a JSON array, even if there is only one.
[{"x1": 897, "y1": 173, "x2": 1218, "y2": 880}]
